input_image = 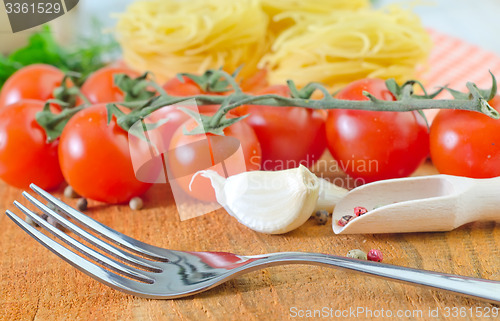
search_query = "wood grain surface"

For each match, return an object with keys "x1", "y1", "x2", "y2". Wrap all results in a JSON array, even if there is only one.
[{"x1": 0, "y1": 161, "x2": 499, "y2": 321}]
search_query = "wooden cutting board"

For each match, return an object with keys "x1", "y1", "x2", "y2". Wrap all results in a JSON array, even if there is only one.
[
  {"x1": 1, "y1": 29, "x2": 500, "y2": 321},
  {"x1": 0, "y1": 161, "x2": 499, "y2": 321}
]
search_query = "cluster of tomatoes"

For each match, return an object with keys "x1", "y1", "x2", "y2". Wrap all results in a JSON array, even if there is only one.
[{"x1": 0, "y1": 64, "x2": 499, "y2": 204}]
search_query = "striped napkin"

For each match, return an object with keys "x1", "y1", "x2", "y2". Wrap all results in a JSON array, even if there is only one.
[
  {"x1": 419, "y1": 29, "x2": 500, "y2": 121},
  {"x1": 423, "y1": 29, "x2": 500, "y2": 97}
]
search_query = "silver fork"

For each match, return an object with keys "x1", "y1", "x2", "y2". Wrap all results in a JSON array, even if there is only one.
[{"x1": 5, "y1": 184, "x2": 500, "y2": 303}]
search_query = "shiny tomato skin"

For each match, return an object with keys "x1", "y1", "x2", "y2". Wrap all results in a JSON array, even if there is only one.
[
  {"x1": 239, "y1": 68, "x2": 269, "y2": 93},
  {"x1": 430, "y1": 95, "x2": 500, "y2": 178},
  {"x1": 0, "y1": 64, "x2": 65, "y2": 107},
  {"x1": 147, "y1": 105, "x2": 191, "y2": 150},
  {"x1": 243, "y1": 85, "x2": 327, "y2": 170},
  {"x1": 169, "y1": 118, "x2": 261, "y2": 202},
  {"x1": 126, "y1": 105, "x2": 191, "y2": 184},
  {"x1": 80, "y1": 66, "x2": 140, "y2": 104},
  {"x1": 58, "y1": 104, "x2": 152, "y2": 203},
  {"x1": 326, "y1": 78, "x2": 429, "y2": 183},
  {"x1": 0, "y1": 100, "x2": 64, "y2": 190},
  {"x1": 162, "y1": 76, "x2": 221, "y2": 114},
  {"x1": 163, "y1": 76, "x2": 204, "y2": 97}
]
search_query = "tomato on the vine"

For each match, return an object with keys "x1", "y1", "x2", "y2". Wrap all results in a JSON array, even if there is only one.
[
  {"x1": 243, "y1": 85, "x2": 327, "y2": 171},
  {"x1": 239, "y1": 68, "x2": 269, "y2": 93},
  {"x1": 325, "y1": 78, "x2": 429, "y2": 183},
  {"x1": 58, "y1": 104, "x2": 152, "y2": 203},
  {"x1": 0, "y1": 64, "x2": 65, "y2": 108},
  {"x1": 162, "y1": 76, "x2": 222, "y2": 114},
  {"x1": 0, "y1": 100, "x2": 64, "y2": 190},
  {"x1": 163, "y1": 76, "x2": 205, "y2": 97},
  {"x1": 81, "y1": 66, "x2": 140, "y2": 104},
  {"x1": 146, "y1": 105, "x2": 192, "y2": 150},
  {"x1": 168, "y1": 117, "x2": 261, "y2": 202},
  {"x1": 162, "y1": 70, "x2": 269, "y2": 115},
  {"x1": 430, "y1": 95, "x2": 500, "y2": 178}
]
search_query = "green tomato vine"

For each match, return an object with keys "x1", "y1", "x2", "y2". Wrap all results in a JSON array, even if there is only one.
[{"x1": 37, "y1": 68, "x2": 499, "y2": 141}]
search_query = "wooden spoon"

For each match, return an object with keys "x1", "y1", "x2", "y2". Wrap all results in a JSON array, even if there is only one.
[{"x1": 332, "y1": 175, "x2": 500, "y2": 234}]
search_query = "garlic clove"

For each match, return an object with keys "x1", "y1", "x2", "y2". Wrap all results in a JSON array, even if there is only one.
[
  {"x1": 315, "y1": 178, "x2": 349, "y2": 213},
  {"x1": 196, "y1": 165, "x2": 320, "y2": 234}
]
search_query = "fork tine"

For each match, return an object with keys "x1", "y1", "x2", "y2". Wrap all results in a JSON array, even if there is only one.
[
  {"x1": 22, "y1": 192, "x2": 163, "y2": 273},
  {"x1": 5, "y1": 209, "x2": 157, "y2": 297},
  {"x1": 12, "y1": 201, "x2": 155, "y2": 284},
  {"x1": 29, "y1": 184, "x2": 174, "y2": 261}
]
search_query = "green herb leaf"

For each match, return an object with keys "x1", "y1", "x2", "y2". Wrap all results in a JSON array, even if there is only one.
[{"x1": 0, "y1": 24, "x2": 119, "y2": 89}]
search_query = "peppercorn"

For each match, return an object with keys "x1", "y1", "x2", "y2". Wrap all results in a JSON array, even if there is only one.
[
  {"x1": 336, "y1": 215, "x2": 353, "y2": 227},
  {"x1": 47, "y1": 202, "x2": 57, "y2": 211},
  {"x1": 47, "y1": 200, "x2": 66, "y2": 217},
  {"x1": 314, "y1": 210, "x2": 329, "y2": 225},
  {"x1": 129, "y1": 197, "x2": 144, "y2": 210},
  {"x1": 47, "y1": 215, "x2": 65, "y2": 231},
  {"x1": 77, "y1": 198, "x2": 88, "y2": 212},
  {"x1": 346, "y1": 249, "x2": 367, "y2": 260},
  {"x1": 367, "y1": 249, "x2": 383, "y2": 262},
  {"x1": 64, "y1": 185, "x2": 80, "y2": 199},
  {"x1": 354, "y1": 206, "x2": 368, "y2": 216},
  {"x1": 25, "y1": 215, "x2": 39, "y2": 227}
]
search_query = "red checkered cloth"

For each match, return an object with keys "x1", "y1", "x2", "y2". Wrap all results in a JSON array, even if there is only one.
[
  {"x1": 420, "y1": 29, "x2": 500, "y2": 121},
  {"x1": 423, "y1": 29, "x2": 500, "y2": 97}
]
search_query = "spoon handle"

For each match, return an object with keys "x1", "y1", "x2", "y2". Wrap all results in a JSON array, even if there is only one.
[{"x1": 458, "y1": 176, "x2": 500, "y2": 224}]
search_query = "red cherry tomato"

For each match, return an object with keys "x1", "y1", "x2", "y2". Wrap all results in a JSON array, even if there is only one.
[
  {"x1": 162, "y1": 76, "x2": 221, "y2": 114},
  {"x1": 325, "y1": 78, "x2": 429, "y2": 183},
  {"x1": 147, "y1": 105, "x2": 192, "y2": 151},
  {"x1": 80, "y1": 66, "x2": 140, "y2": 104},
  {"x1": 430, "y1": 95, "x2": 500, "y2": 178},
  {"x1": 58, "y1": 104, "x2": 152, "y2": 203},
  {"x1": 243, "y1": 85, "x2": 327, "y2": 170},
  {"x1": 168, "y1": 118, "x2": 261, "y2": 202},
  {"x1": 126, "y1": 105, "x2": 192, "y2": 184},
  {"x1": 0, "y1": 100, "x2": 64, "y2": 190},
  {"x1": 163, "y1": 76, "x2": 205, "y2": 96},
  {"x1": 0, "y1": 64, "x2": 65, "y2": 107},
  {"x1": 239, "y1": 68, "x2": 269, "y2": 93}
]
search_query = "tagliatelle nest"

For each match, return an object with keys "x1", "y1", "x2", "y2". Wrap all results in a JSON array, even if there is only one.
[
  {"x1": 116, "y1": 0, "x2": 270, "y2": 81},
  {"x1": 116, "y1": 1, "x2": 431, "y2": 90},
  {"x1": 260, "y1": 7, "x2": 432, "y2": 91},
  {"x1": 261, "y1": 0, "x2": 371, "y2": 35}
]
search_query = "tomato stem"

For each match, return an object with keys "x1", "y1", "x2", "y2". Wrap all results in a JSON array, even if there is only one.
[
  {"x1": 150, "y1": 92, "x2": 492, "y2": 113},
  {"x1": 107, "y1": 69, "x2": 499, "y2": 134},
  {"x1": 466, "y1": 82, "x2": 500, "y2": 118}
]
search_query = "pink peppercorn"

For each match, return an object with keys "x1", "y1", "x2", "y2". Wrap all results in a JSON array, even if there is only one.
[
  {"x1": 354, "y1": 206, "x2": 368, "y2": 217},
  {"x1": 367, "y1": 249, "x2": 383, "y2": 262},
  {"x1": 337, "y1": 215, "x2": 353, "y2": 227}
]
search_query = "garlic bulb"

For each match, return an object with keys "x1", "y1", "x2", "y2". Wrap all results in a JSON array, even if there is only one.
[{"x1": 194, "y1": 165, "x2": 348, "y2": 234}]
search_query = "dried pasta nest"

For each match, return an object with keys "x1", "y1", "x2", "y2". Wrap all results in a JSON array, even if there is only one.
[
  {"x1": 260, "y1": 7, "x2": 432, "y2": 91},
  {"x1": 116, "y1": 0, "x2": 270, "y2": 81}
]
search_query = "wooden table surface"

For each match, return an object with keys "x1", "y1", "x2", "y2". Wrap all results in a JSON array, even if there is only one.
[{"x1": 0, "y1": 161, "x2": 499, "y2": 321}]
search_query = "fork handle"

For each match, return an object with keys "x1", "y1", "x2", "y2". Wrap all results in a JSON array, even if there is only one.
[{"x1": 245, "y1": 252, "x2": 500, "y2": 304}]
